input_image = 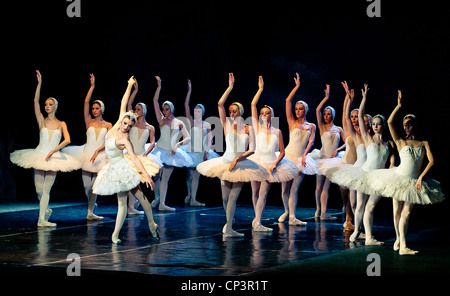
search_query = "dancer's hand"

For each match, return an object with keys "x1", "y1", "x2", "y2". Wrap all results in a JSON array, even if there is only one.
[
  {"x1": 324, "y1": 84, "x2": 330, "y2": 99},
  {"x1": 127, "y1": 76, "x2": 135, "y2": 85},
  {"x1": 90, "y1": 150, "x2": 98, "y2": 163},
  {"x1": 155, "y1": 76, "x2": 161, "y2": 87},
  {"x1": 294, "y1": 72, "x2": 300, "y2": 88},
  {"x1": 45, "y1": 149, "x2": 55, "y2": 161},
  {"x1": 397, "y1": 90, "x2": 402, "y2": 106},
  {"x1": 361, "y1": 84, "x2": 369, "y2": 98},
  {"x1": 258, "y1": 76, "x2": 264, "y2": 90},
  {"x1": 229, "y1": 158, "x2": 238, "y2": 171},
  {"x1": 90, "y1": 73, "x2": 95, "y2": 86},
  {"x1": 415, "y1": 177, "x2": 423, "y2": 191},
  {"x1": 228, "y1": 73, "x2": 235, "y2": 88},
  {"x1": 268, "y1": 163, "x2": 276, "y2": 174},
  {"x1": 145, "y1": 174, "x2": 155, "y2": 191},
  {"x1": 36, "y1": 70, "x2": 42, "y2": 84}
]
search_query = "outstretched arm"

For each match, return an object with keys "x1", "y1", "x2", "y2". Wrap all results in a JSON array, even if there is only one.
[
  {"x1": 127, "y1": 79, "x2": 139, "y2": 112},
  {"x1": 358, "y1": 84, "x2": 371, "y2": 143},
  {"x1": 285, "y1": 73, "x2": 301, "y2": 128},
  {"x1": 111, "y1": 77, "x2": 136, "y2": 130},
  {"x1": 251, "y1": 76, "x2": 264, "y2": 133},
  {"x1": 316, "y1": 84, "x2": 330, "y2": 133},
  {"x1": 218, "y1": 73, "x2": 234, "y2": 132},
  {"x1": 152, "y1": 76, "x2": 163, "y2": 125},
  {"x1": 388, "y1": 90, "x2": 403, "y2": 147},
  {"x1": 34, "y1": 70, "x2": 45, "y2": 130},
  {"x1": 184, "y1": 79, "x2": 193, "y2": 126},
  {"x1": 84, "y1": 73, "x2": 96, "y2": 129}
]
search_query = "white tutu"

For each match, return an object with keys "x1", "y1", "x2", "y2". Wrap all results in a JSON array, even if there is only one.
[
  {"x1": 10, "y1": 149, "x2": 82, "y2": 172},
  {"x1": 196, "y1": 156, "x2": 269, "y2": 182},
  {"x1": 10, "y1": 127, "x2": 81, "y2": 172},
  {"x1": 179, "y1": 144, "x2": 220, "y2": 168},
  {"x1": 62, "y1": 144, "x2": 108, "y2": 173},
  {"x1": 150, "y1": 147, "x2": 194, "y2": 167},
  {"x1": 363, "y1": 168, "x2": 444, "y2": 205}
]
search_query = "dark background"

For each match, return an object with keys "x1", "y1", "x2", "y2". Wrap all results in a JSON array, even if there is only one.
[{"x1": 1, "y1": 1, "x2": 448, "y2": 219}]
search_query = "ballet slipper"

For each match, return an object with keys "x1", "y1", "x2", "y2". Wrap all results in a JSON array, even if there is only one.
[
  {"x1": 349, "y1": 230, "x2": 359, "y2": 242},
  {"x1": 189, "y1": 200, "x2": 205, "y2": 207},
  {"x1": 365, "y1": 236, "x2": 385, "y2": 246},
  {"x1": 37, "y1": 219, "x2": 57, "y2": 227},
  {"x1": 149, "y1": 223, "x2": 159, "y2": 239},
  {"x1": 87, "y1": 213, "x2": 104, "y2": 220},
  {"x1": 159, "y1": 204, "x2": 176, "y2": 212},
  {"x1": 315, "y1": 208, "x2": 320, "y2": 218},
  {"x1": 289, "y1": 218, "x2": 307, "y2": 226},
  {"x1": 320, "y1": 213, "x2": 337, "y2": 221},
  {"x1": 44, "y1": 208, "x2": 53, "y2": 221},
  {"x1": 151, "y1": 198, "x2": 159, "y2": 208},
  {"x1": 399, "y1": 247, "x2": 419, "y2": 255},
  {"x1": 253, "y1": 222, "x2": 273, "y2": 232},
  {"x1": 184, "y1": 195, "x2": 190, "y2": 205},
  {"x1": 111, "y1": 233, "x2": 121, "y2": 244},
  {"x1": 127, "y1": 208, "x2": 144, "y2": 215},
  {"x1": 223, "y1": 224, "x2": 244, "y2": 237},
  {"x1": 278, "y1": 212, "x2": 288, "y2": 223},
  {"x1": 393, "y1": 240, "x2": 400, "y2": 251},
  {"x1": 343, "y1": 221, "x2": 355, "y2": 231}
]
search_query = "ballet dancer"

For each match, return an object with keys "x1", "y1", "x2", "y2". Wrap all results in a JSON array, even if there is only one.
[
  {"x1": 63, "y1": 73, "x2": 111, "y2": 220},
  {"x1": 10, "y1": 70, "x2": 81, "y2": 227},
  {"x1": 310, "y1": 85, "x2": 345, "y2": 220},
  {"x1": 182, "y1": 79, "x2": 219, "y2": 207},
  {"x1": 318, "y1": 83, "x2": 358, "y2": 230},
  {"x1": 248, "y1": 76, "x2": 299, "y2": 231},
  {"x1": 197, "y1": 73, "x2": 269, "y2": 237},
  {"x1": 279, "y1": 73, "x2": 316, "y2": 226},
  {"x1": 151, "y1": 76, "x2": 193, "y2": 212},
  {"x1": 362, "y1": 91, "x2": 444, "y2": 254},
  {"x1": 92, "y1": 76, "x2": 160, "y2": 244},
  {"x1": 332, "y1": 84, "x2": 395, "y2": 244},
  {"x1": 126, "y1": 79, "x2": 162, "y2": 215}
]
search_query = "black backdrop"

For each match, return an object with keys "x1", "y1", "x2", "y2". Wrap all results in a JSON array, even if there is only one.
[{"x1": 1, "y1": 1, "x2": 448, "y2": 218}]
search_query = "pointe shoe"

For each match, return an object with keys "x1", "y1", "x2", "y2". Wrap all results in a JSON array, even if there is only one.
[
  {"x1": 44, "y1": 208, "x2": 53, "y2": 221},
  {"x1": 149, "y1": 223, "x2": 159, "y2": 239},
  {"x1": 320, "y1": 213, "x2": 337, "y2": 221},
  {"x1": 399, "y1": 247, "x2": 419, "y2": 255},
  {"x1": 189, "y1": 200, "x2": 205, "y2": 207},
  {"x1": 365, "y1": 236, "x2": 385, "y2": 246},
  {"x1": 253, "y1": 222, "x2": 273, "y2": 232},
  {"x1": 278, "y1": 212, "x2": 288, "y2": 223},
  {"x1": 128, "y1": 208, "x2": 144, "y2": 215},
  {"x1": 343, "y1": 221, "x2": 355, "y2": 231},
  {"x1": 159, "y1": 204, "x2": 176, "y2": 212},
  {"x1": 37, "y1": 219, "x2": 57, "y2": 227},
  {"x1": 393, "y1": 240, "x2": 400, "y2": 251},
  {"x1": 223, "y1": 224, "x2": 244, "y2": 237},
  {"x1": 112, "y1": 234, "x2": 122, "y2": 244},
  {"x1": 184, "y1": 195, "x2": 190, "y2": 205},
  {"x1": 87, "y1": 213, "x2": 104, "y2": 220},
  {"x1": 289, "y1": 218, "x2": 307, "y2": 226}
]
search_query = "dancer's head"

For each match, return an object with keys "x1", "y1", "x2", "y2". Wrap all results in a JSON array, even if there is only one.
[
  {"x1": 364, "y1": 114, "x2": 372, "y2": 133},
  {"x1": 323, "y1": 106, "x2": 335, "y2": 123},
  {"x1": 45, "y1": 97, "x2": 58, "y2": 114},
  {"x1": 194, "y1": 103, "x2": 205, "y2": 119},
  {"x1": 260, "y1": 105, "x2": 273, "y2": 125},
  {"x1": 135, "y1": 102, "x2": 147, "y2": 118},
  {"x1": 350, "y1": 108, "x2": 359, "y2": 128},
  {"x1": 295, "y1": 100, "x2": 308, "y2": 119},
  {"x1": 372, "y1": 114, "x2": 387, "y2": 134},
  {"x1": 403, "y1": 114, "x2": 417, "y2": 137},
  {"x1": 92, "y1": 100, "x2": 105, "y2": 117},
  {"x1": 162, "y1": 101, "x2": 174, "y2": 117},
  {"x1": 229, "y1": 102, "x2": 244, "y2": 119},
  {"x1": 120, "y1": 111, "x2": 138, "y2": 133}
]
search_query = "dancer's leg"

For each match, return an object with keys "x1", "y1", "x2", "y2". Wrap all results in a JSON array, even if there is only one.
[
  {"x1": 158, "y1": 165, "x2": 175, "y2": 211},
  {"x1": 288, "y1": 173, "x2": 307, "y2": 225},
  {"x1": 339, "y1": 186, "x2": 354, "y2": 230},
  {"x1": 131, "y1": 187, "x2": 159, "y2": 238},
  {"x1": 127, "y1": 191, "x2": 144, "y2": 215},
  {"x1": 222, "y1": 181, "x2": 244, "y2": 237},
  {"x1": 392, "y1": 199, "x2": 403, "y2": 251},
  {"x1": 350, "y1": 191, "x2": 369, "y2": 242},
  {"x1": 315, "y1": 175, "x2": 324, "y2": 217},
  {"x1": 187, "y1": 168, "x2": 204, "y2": 206},
  {"x1": 112, "y1": 192, "x2": 128, "y2": 244},
  {"x1": 82, "y1": 171, "x2": 103, "y2": 220},
  {"x1": 151, "y1": 171, "x2": 161, "y2": 208},
  {"x1": 399, "y1": 201, "x2": 416, "y2": 255},
  {"x1": 37, "y1": 171, "x2": 57, "y2": 227},
  {"x1": 364, "y1": 194, "x2": 383, "y2": 245},
  {"x1": 320, "y1": 177, "x2": 336, "y2": 220},
  {"x1": 253, "y1": 181, "x2": 272, "y2": 231},
  {"x1": 279, "y1": 180, "x2": 291, "y2": 222}
]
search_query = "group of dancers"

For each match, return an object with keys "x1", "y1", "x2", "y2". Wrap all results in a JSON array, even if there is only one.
[{"x1": 10, "y1": 71, "x2": 444, "y2": 254}]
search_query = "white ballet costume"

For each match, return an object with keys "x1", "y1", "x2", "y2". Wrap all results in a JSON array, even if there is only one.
[
  {"x1": 10, "y1": 127, "x2": 82, "y2": 226},
  {"x1": 150, "y1": 125, "x2": 194, "y2": 167},
  {"x1": 317, "y1": 136, "x2": 356, "y2": 179},
  {"x1": 180, "y1": 126, "x2": 219, "y2": 206},
  {"x1": 363, "y1": 145, "x2": 445, "y2": 205},
  {"x1": 196, "y1": 132, "x2": 269, "y2": 182},
  {"x1": 10, "y1": 127, "x2": 82, "y2": 172},
  {"x1": 283, "y1": 128, "x2": 316, "y2": 175},
  {"x1": 248, "y1": 131, "x2": 299, "y2": 183},
  {"x1": 308, "y1": 130, "x2": 342, "y2": 175},
  {"x1": 127, "y1": 127, "x2": 163, "y2": 168},
  {"x1": 330, "y1": 144, "x2": 367, "y2": 186}
]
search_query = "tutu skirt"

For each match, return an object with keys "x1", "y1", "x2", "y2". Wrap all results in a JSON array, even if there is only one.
[
  {"x1": 196, "y1": 157, "x2": 269, "y2": 182},
  {"x1": 179, "y1": 145, "x2": 220, "y2": 168},
  {"x1": 10, "y1": 149, "x2": 82, "y2": 172},
  {"x1": 362, "y1": 168, "x2": 445, "y2": 205},
  {"x1": 151, "y1": 147, "x2": 194, "y2": 168},
  {"x1": 249, "y1": 154, "x2": 299, "y2": 183},
  {"x1": 62, "y1": 145, "x2": 108, "y2": 173}
]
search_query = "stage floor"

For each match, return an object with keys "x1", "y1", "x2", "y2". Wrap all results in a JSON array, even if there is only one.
[{"x1": 0, "y1": 200, "x2": 449, "y2": 278}]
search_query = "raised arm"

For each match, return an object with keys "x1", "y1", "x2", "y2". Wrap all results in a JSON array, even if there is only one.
[
  {"x1": 388, "y1": 90, "x2": 403, "y2": 147},
  {"x1": 286, "y1": 73, "x2": 301, "y2": 128},
  {"x1": 152, "y1": 76, "x2": 163, "y2": 125},
  {"x1": 316, "y1": 84, "x2": 330, "y2": 132},
  {"x1": 358, "y1": 84, "x2": 371, "y2": 143},
  {"x1": 34, "y1": 70, "x2": 45, "y2": 130},
  {"x1": 112, "y1": 76, "x2": 136, "y2": 129},
  {"x1": 184, "y1": 79, "x2": 193, "y2": 126},
  {"x1": 84, "y1": 73, "x2": 96, "y2": 129},
  {"x1": 251, "y1": 76, "x2": 264, "y2": 132},
  {"x1": 218, "y1": 73, "x2": 234, "y2": 131},
  {"x1": 127, "y1": 79, "x2": 139, "y2": 112}
]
